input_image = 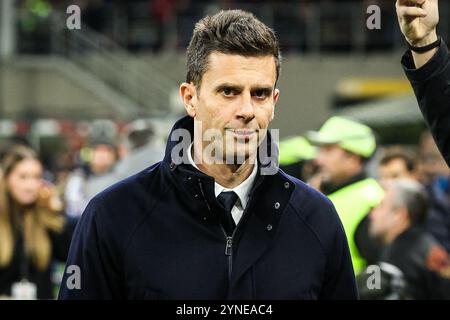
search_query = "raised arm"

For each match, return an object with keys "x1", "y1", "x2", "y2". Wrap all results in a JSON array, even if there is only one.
[{"x1": 396, "y1": 0, "x2": 439, "y2": 68}]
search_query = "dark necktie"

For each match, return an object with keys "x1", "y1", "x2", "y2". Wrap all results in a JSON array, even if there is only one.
[{"x1": 217, "y1": 191, "x2": 238, "y2": 236}]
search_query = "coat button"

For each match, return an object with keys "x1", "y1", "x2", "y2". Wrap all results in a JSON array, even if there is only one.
[
  {"x1": 284, "y1": 182, "x2": 290, "y2": 189},
  {"x1": 194, "y1": 194, "x2": 199, "y2": 199},
  {"x1": 187, "y1": 176, "x2": 192, "y2": 181},
  {"x1": 267, "y1": 224, "x2": 273, "y2": 231},
  {"x1": 274, "y1": 202, "x2": 280, "y2": 209}
]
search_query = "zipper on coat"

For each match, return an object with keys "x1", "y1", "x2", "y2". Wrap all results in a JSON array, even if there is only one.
[
  {"x1": 198, "y1": 180, "x2": 234, "y2": 281},
  {"x1": 197, "y1": 176, "x2": 264, "y2": 283},
  {"x1": 222, "y1": 174, "x2": 265, "y2": 281},
  {"x1": 225, "y1": 236, "x2": 233, "y2": 281}
]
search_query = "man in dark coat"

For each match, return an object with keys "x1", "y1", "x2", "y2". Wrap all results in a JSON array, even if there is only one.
[
  {"x1": 363, "y1": 179, "x2": 450, "y2": 299},
  {"x1": 397, "y1": 0, "x2": 450, "y2": 166},
  {"x1": 58, "y1": 9, "x2": 357, "y2": 300}
]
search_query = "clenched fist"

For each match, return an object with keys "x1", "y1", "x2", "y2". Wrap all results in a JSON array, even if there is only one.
[{"x1": 396, "y1": 0, "x2": 439, "y2": 46}]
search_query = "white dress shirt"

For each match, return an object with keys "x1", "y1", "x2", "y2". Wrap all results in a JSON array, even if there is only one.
[{"x1": 187, "y1": 143, "x2": 258, "y2": 225}]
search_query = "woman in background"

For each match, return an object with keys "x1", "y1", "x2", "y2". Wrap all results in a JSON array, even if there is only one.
[{"x1": 0, "y1": 145, "x2": 71, "y2": 299}]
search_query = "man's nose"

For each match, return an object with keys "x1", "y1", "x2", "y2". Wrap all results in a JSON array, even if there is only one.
[
  {"x1": 236, "y1": 94, "x2": 255, "y2": 120},
  {"x1": 314, "y1": 152, "x2": 326, "y2": 166}
]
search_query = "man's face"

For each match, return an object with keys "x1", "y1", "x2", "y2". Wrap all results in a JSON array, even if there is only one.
[
  {"x1": 379, "y1": 158, "x2": 413, "y2": 182},
  {"x1": 182, "y1": 53, "x2": 279, "y2": 163},
  {"x1": 314, "y1": 144, "x2": 356, "y2": 185},
  {"x1": 369, "y1": 187, "x2": 397, "y2": 242},
  {"x1": 90, "y1": 144, "x2": 117, "y2": 175}
]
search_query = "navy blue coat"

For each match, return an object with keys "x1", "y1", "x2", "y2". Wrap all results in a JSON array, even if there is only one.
[{"x1": 59, "y1": 116, "x2": 357, "y2": 300}]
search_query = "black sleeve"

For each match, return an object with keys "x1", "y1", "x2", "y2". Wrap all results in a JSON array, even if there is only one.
[
  {"x1": 58, "y1": 200, "x2": 124, "y2": 299},
  {"x1": 354, "y1": 214, "x2": 384, "y2": 265},
  {"x1": 401, "y1": 40, "x2": 450, "y2": 167}
]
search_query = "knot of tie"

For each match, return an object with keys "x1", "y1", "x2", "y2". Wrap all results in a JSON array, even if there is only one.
[{"x1": 217, "y1": 191, "x2": 238, "y2": 235}]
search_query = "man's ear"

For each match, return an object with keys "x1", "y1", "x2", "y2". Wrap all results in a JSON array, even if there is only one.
[
  {"x1": 273, "y1": 88, "x2": 280, "y2": 105},
  {"x1": 271, "y1": 88, "x2": 280, "y2": 121},
  {"x1": 395, "y1": 206, "x2": 410, "y2": 226},
  {"x1": 180, "y1": 82, "x2": 197, "y2": 117}
]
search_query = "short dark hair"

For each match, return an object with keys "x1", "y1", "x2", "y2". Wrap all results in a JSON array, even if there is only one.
[
  {"x1": 186, "y1": 9, "x2": 281, "y2": 89},
  {"x1": 380, "y1": 147, "x2": 415, "y2": 172}
]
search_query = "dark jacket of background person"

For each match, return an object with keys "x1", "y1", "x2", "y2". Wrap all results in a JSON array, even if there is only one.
[
  {"x1": 357, "y1": 227, "x2": 450, "y2": 300},
  {"x1": 0, "y1": 222, "x2": 71, "y2": 299},
  {"x1": 402, "y1": 40, "x2": 450, "y2": 167},
  {"x1": 58, "y1": 116, "x2": 357, "y2": 300},
  {"x1": 425, "y1": 176, "x2": 450, "y2": 253},
  {"x1": 381, "y1": 227, "x2": 450, "y2": 299}
]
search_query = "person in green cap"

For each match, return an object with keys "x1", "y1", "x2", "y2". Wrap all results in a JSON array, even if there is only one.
[
  {"x1": 278, "y1": 136, "x2": 317, "y2": 182},
  {"x1": 307, "y1": 116, "x2": 384, "y2": 274}
]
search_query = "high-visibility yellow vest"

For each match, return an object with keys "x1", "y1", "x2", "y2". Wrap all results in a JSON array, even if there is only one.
[{"x1": 328, "y1": 178, "x2": 384, "y2": 275}]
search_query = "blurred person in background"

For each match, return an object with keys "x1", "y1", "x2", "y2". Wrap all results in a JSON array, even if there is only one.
[
  {"x1": 86, "y1": 119, "x2": 165, "y2": 193},
  {"x1": 397, "y1": 0, "x2": 450, "y2": 167},
  {"x1": 307, "y1": 116, "x2": 384, "y2": 273},
  {"x1": 0, "y1": 146, "x2": 71, "y2": 299},
  {"x1": 377, "y1": 138, "x2": 450, "y2": 254},
  {"x1": 416, "y1": 131, "x2": 450, "y2": 253},
  {"x1": 363, "y1": 179, "x2": 450, "y2": 299},
  {"x1": 378, "y1": 146, "x2": 416, "y2": 182},
  {"x1": 64, "y1": 136, "x2": 119, "y2": 219},
  {"x1": 416, "y1": 131, "x2": 449, "y2": 186},
  {"x1": 278, "y1": 135, "x2": 318, "y2": 182}
]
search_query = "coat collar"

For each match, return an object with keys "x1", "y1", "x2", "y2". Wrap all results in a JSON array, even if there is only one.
[{"x1": 161, "y1": 116, "x2": 295, "y2": 290}]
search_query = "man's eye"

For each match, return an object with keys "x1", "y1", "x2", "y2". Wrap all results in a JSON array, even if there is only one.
[
  {"x1": 253, "y1": 90, "x2": 269, "y2": 98},
  {"x1": 222, "y1": 88, "x2": 234, "y2": 96}
]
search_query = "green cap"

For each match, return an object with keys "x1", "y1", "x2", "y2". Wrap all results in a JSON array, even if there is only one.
[
  {"x1": 279, "y1": 136, "x2": 317, "y2": 165},
  {"x1": 306, "y1": 116, "x2": 376, "y2": 158}
]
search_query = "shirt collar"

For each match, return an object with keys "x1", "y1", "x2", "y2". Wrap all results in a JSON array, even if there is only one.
[{"x1": 187, "y1": 143, "x2": 258, "y2": 209}]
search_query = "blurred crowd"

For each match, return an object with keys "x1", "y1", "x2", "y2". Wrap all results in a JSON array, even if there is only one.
[
  {"x1": 280, "y1": 117, "x2": 450, "y2": 299},
  {"x1": 0, "y1": 119, "x2": 164, "y2": 299},
  {"x1": 17, "y1": 0, "x2": 403, "y2": 54},
  {"x1": 0, "y1": 114, "x2": 449, "y2": 299}
]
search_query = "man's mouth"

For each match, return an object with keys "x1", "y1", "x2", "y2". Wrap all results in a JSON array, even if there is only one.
[{"x1": 226, "y1": 129, "x2": 258, "y2": 139}]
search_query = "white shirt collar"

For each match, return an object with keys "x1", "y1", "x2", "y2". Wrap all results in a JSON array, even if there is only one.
[{"x1": 187, "y1": 143, "x2": 258, "y2": 209}]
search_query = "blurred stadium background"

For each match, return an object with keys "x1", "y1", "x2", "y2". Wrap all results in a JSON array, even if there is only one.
[
  {"x1": 1, "y1": 0, "x2": 450, "y2": 301},
  {"x1": 1, "y1": 0, "x2": 450, "y2": 170}
]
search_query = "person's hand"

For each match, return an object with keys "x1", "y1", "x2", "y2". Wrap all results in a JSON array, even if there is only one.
[
  {"x1": 396, "y1": 0, "x2": 439, "y2": 47},
  {"x1": 38, "y1": 181, "x2": 64, "y2": 212}
]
